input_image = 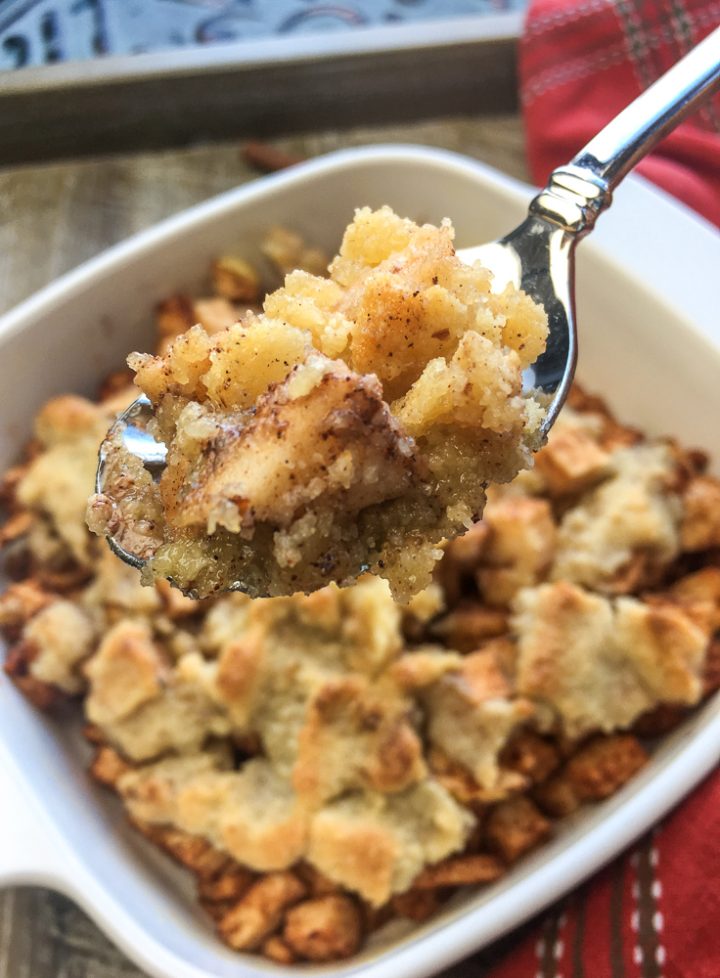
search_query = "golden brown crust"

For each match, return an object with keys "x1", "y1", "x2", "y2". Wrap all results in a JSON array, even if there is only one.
[
  {"x1": 293, "y1": 676, "x2": 426, "y2": 804},
  {"x1": 2, "y1": 220, "x2": 718, "y2": 969},
  {"x1": 534, "y1": 415, "x2": 610, "y2": 496},
  {"x1": 85, "y1": 621, "x2": 167, "y2": 725},
  {"x1": 307, "y1": 781, "x2": 473, "y2": 906},
  {"x1": 424, "y1": 647, "x2": 535, "y2": 797},
  {"x1": 549, "y1": 443, "x2": 682, "y2": 593},
  {"x1": 513, "y1": 582, "x2": 707, "y2": 737}
]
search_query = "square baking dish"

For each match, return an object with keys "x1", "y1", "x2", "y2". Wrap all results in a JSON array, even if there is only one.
[{"x1": 0, "y1": 145, "x2": 718, "y2": 978}]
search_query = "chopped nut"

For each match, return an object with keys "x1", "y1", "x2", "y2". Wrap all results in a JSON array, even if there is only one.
[
  {"x1": 198, "y1": 866, "x2": 255, "y2": 903},
  {"x1": 362, "y1": 902, "x2": 395, "y2": 933},
  {"x1": 565, "y1": 387, "x2": 642, "y2": 451},
  {"x1": 532, "y1": 774, "x2": 580, "y2": 817},
  {"x1": 606, "y1": 551, "x2": 663, "y2": 595},
  {"x1": 261, "y1": 226, "x2": 329, "y2": 277},
  {"x1": 703, "y1": 638, "x2": 720, "y2": 695},
  {"x1": 484, "y1": 796, "x2": 551, "y2": 863},
  {"x1": 242, "y1": 141, "x2": 304, "y2": 174},
  {"x1": 262, "y1": 935, "x2": 298, "y2": 964},
  {"x1": 218, "y1": 871, "x2": 306, "y2": 950},
  {"x1": 631, "y1": 704, "x2": 687, "y2": 737},
  {"x1": 201, "y1": 898, "x2": 234, "y2": 923},
  {"x1": 131, "y1": 820, "x2": 229, "y2": 880},
  {"x1": 564, "y1": 734, "x2": 648, "y2": 801},
  {"x1": 430, "y1": 603, "x2": 508, "y2": 653},
  {"x1": 4, "y1": 640, "x2": 60, "y2": 709},
  {"x1": 670, "y1": 567, "x2": 720, "y2": 630},
  {"x1": 98, "y1": 370, "x2": 134, "y2": 401},
  {"x1": 212, "y1": 256, "x2": 261, "y2": 303},
  {"x1": 391, "y1": 888, "x2": 442, "y2": 921},
  {"x1": 89, "y1": 745, "x2": 131, "y2": 789},
  {"x1": 681, "y1": 476, "x2": 720, "y2": 551},
  {"x1": 283, "y1": 895, "x2": 362, "y2": 962},
  {"x1": 155, "y1": 295, "x2": 195, "y2": 340},
  {"x1": 35, "y1": 563, "x2": 92, "y2": 593},
  {"x1": 0, "y1": 580, "x2": 54, "y2": 640},
  {"x1": 81, "y1": 723, "x2": 106, "y2": 745},
  {"x1": 501, "y1": 731, "x2": 560, "y2": 785},
  {"x1": 0, "y1": 463, "x2": 29, "y2": 508},
  {"x1": 296, "y1": 862, "x2": 341, "y2": 897},
  {"x1": 429, "y1": 748, "x2": 489, "y2": 806},
  {"x1": 412, "y1": 853, "x2": 504, "y2": 889},
  {"x1": 0, "y1": 511, "x2": 33, "y2": 546},
  {"x1": 444, "y1": 522, "x2": 490, "y2": 570},
  {"x1": 438, "y1": 523, "x2": 490, "y2": 604}
]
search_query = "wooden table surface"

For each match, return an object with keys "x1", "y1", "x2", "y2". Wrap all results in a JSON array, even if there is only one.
[{"x1": 0, "y1": 114, "x2": 533, "y2": 978}]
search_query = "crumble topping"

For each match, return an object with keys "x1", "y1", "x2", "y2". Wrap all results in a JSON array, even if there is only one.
[
  {"x1": 513, "y1": 581, "x2": 707, "y2": 737},
  {"x1": 2, "y1": 227, "x2": 719, "y2": 964}
]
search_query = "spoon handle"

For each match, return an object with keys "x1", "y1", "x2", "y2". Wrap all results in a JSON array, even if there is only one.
[{"x1": 530, "y1": 25, "x2": 720, "y2": 235}]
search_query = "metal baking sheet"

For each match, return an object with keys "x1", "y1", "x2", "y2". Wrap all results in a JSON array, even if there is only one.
[{"x1": 0, "y1": 1, "x2": 524, "y2": 164}]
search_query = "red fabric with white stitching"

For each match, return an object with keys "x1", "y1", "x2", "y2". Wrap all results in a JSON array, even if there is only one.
[
  {"x1": 476, "y1": 775, "x2": 720, "y2": 976},
  {"x1": 456, "y1": 9, "x2": 720, "y2": 973},
  {"x1": 518, "y1": 0, "x2": 720, "y2": 227}
]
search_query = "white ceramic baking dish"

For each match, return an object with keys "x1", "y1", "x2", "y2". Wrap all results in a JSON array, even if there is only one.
[{"x1": 0, "y1": 146, "x2": 718, "y2": 978}]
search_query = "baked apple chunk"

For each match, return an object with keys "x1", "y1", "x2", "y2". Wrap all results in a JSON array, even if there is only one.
[{"x1": 90, "y1": 207, "x2": 548, "y2": 599}]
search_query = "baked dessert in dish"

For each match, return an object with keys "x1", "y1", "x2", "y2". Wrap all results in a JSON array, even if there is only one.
[
  {"x1": 2, "y1": 233, "x2": 719, "y2": 965},
  {"x1": 88, "y1": 207, "x2": 548, "y2": 600}
]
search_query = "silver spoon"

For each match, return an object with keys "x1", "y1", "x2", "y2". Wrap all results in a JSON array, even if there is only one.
[{"x1": 98, "y1": 27, "x2": 720, "y2": 577}]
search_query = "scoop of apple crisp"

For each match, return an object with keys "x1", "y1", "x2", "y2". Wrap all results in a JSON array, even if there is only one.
[{"x1": 89, "y1": 207, "x2": 548, "y2": 599}]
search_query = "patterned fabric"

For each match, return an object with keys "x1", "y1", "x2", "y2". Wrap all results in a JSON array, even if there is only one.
[
  {"x1": 0, "y1": 0, "x2": 526, "y2": 71},
  {"x1": 518, "y1": 0, "x2": 720, "y2": 226},
  {"x1": 471, "y1": 773, "x2": 720, "y2": 977}
]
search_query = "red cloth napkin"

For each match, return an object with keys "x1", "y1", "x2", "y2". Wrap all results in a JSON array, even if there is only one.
[
  {"x1": 518, "y1": 0, "x2": 720, "y2": 227},
  {"x1": 464, "y1": 8, "x2": 720, "y2": 975},
  {"x1": 473, "y1": 773, "x2": 720, "y2": 977}
]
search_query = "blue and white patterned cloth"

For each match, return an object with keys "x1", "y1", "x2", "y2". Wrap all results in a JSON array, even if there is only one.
[{"x1": 0, "y1": 0, "x2": 526, "y2": 71}]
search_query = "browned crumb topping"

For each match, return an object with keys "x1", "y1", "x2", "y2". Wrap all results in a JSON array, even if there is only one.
[
  {"x1": 2, "y1": 231, "x2": 719, "y2": 965},
  {"x1": 90, "y1": 207, "x2": 548, "y2": 600}
]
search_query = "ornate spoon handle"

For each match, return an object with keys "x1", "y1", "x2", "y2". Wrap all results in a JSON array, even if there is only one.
[{"x1": 531, "y1": 26, "x2": 720, "y2": 235}]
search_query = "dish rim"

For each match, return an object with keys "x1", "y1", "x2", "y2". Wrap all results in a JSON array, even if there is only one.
[{"x1": 0, "y1": 143, "x2": 718, "y2": 978}]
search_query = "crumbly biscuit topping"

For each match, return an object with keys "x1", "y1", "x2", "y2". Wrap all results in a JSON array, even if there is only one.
[{"x1": 2, "y1": 229, "x2": 719, "y2": 964}]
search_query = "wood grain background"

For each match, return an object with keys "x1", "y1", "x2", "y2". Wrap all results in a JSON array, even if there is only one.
[{"x1": 0, "y1": 114, "x2": 536, "y2": 978}]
